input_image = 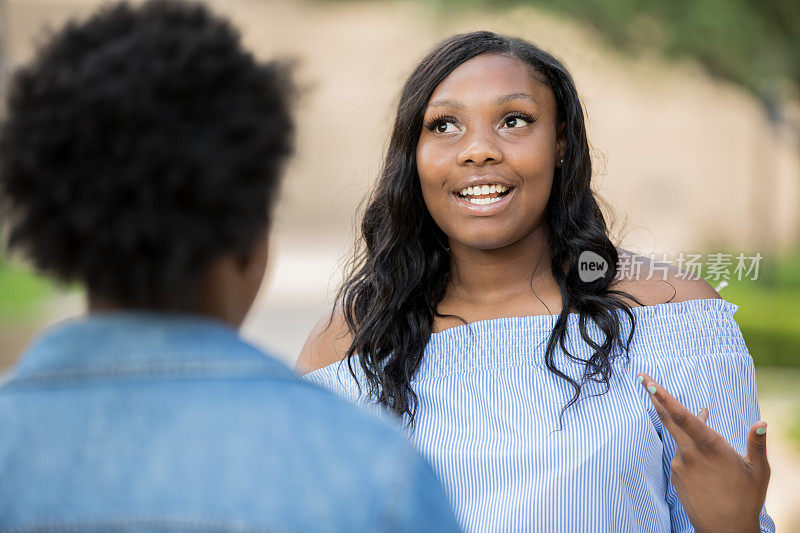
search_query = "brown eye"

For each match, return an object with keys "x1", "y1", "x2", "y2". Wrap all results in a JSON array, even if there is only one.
[
  {"x1": 503, "y1": 116, "x2": 530, "y2": 128},
  {"x1": 434, "y1": 121, "x2": 458, "y2": 134}
]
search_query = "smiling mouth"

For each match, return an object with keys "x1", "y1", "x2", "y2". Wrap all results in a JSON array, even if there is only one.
[{"x1": 456, "y1": 184, "x2": 513, "y2": 205}]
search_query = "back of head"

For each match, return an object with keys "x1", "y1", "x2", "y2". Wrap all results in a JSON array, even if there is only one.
[{"x1": 0, "y1": 0, "x2": 295, "y2": 310}]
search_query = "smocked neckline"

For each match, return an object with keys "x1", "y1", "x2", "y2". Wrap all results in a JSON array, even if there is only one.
[
  {"x1": 303, "y1": 298, "x2": 741, "y2": 381},
  {"x1": 428, "y1": 297, "x2": 738, "y2": 340}
]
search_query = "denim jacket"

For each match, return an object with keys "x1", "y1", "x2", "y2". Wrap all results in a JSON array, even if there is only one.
[{"x1": 0, "y1": 313, "x2": 459, "y2": 532}]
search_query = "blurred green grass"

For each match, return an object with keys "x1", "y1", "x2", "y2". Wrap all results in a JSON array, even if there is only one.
[
  {"x1": 0, "y1": 258, "x2": 55, "y2": 321},
  {"x1": 718, "y1": 248, "x2": 800, "y2": 368}
]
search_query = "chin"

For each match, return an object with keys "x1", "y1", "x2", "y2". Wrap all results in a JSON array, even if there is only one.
[{"x1": 453, "y1": 233, "x2": 517, "y2": 251}]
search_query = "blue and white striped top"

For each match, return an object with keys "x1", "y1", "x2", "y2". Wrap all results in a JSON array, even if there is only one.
[{"x1": 305, "y1": 298, "x2": 776, "y2": 532}]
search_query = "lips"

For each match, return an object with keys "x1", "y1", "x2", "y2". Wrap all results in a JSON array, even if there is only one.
[{"x1": 450, "y1": 176, "x2": 516, "y2": 215}]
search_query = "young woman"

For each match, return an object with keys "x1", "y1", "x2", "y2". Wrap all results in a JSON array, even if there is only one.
[{"x1": 299, "y1": 31, "x2": 773, "y2": 532}]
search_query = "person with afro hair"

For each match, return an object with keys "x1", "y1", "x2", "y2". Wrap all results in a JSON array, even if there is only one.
[{"x1": 0, "y1": 1, "x2": 459, "y2": 530}]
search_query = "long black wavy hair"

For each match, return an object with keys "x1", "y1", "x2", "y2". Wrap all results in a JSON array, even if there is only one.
[{"x1": 337, "y1": 31, "x2": 646, "y2": 429}]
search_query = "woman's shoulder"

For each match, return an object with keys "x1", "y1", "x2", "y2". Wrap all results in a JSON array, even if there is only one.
[
  {"x1": 604, "y1": 250, "x2": 745, "y2": 361},
  {"x1": 295, "y1": 249, "x2": 722, "y2": 373},
  {"x1": 296, "y1": 305, "x2": 353, "y2": 374},
  {"x1": 612, "y1": 248, "x2": 721, "y2": 307}
]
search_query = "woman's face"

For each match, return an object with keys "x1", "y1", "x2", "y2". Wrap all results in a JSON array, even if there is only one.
[{"x1": 416, "y1": 53, "x2": 564, "y2": 251}]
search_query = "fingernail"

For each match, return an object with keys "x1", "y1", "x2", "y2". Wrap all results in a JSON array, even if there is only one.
[
  {"x1": 756, "y1": 426, "x2": 767, "y2": 435},
  {"x1": 647, "y1": 385, "x2": 657, "y2": 394},
  {"x1": 636, "y1": 375, "x2": 644, "y2": 383}
]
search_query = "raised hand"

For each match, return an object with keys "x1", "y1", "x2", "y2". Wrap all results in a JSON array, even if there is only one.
[{"x1": 636, "y1": 372, "x2": 770, "y2": 533}]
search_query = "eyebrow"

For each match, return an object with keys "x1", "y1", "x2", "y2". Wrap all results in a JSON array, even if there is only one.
[
  {"x1": 494, "y1": 92, "x2": 538, "y2": 106},
  {"x1": 426, "y1": 92, "x2": 538, "y2": 110},
  {"x1": 426, "y1": 99, "x2": 464, "y2": 110}
]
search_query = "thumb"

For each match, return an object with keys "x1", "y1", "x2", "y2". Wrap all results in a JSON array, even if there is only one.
[{"x1": 744, "y1": 421, "x2": 769, "y2": 473}]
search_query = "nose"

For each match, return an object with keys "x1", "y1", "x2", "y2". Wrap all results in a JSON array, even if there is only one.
[{"x1": 457, "y1": 128, "x2": 503, "y2": 166}]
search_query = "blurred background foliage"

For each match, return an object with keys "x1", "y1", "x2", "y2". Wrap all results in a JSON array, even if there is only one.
[
  {"x1": 0, "y1": 250, "x2": 54, "y2": 321},
  {"x1": 426, "y1": 0, "x2": 799, "y2": 112},
  {"x1": 723, "y1": 248, "x2": 800, "y2": 367}
]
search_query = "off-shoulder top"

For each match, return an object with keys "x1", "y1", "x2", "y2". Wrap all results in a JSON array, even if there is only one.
[{"x1": 305, "y1": 298, "x2": 776, "y2": 532}]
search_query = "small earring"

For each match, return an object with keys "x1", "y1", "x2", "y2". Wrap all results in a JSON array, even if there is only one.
[{"x1": 559, "y1": 157, "x2": 564, "y2": 165}]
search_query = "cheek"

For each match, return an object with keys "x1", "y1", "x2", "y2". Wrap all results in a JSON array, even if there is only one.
[
  {"x1": 415, "y1": 139, "x2": 448, "y2": 184},
  {"x1": 506, "y1": 141, "x2": 555, "y2": 200},
  {"x1": 416, "y1": 140, "x2": 451, "y2": 212},
  {"x1": 505, "y1": 135, "x2": 553, "y2": 176}
]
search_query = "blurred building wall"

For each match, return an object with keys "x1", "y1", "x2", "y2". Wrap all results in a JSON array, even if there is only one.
[
  {"x1": 4, "y1": 0, "x2": 798, "y2": 255},
  {"x1": 2, "y1": 0, "x2": 799, "y2": 361}
]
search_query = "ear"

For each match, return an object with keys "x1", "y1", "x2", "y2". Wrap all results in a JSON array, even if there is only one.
[{"x1": 237, "y1": 230, "x2": 270, "y2": 281}]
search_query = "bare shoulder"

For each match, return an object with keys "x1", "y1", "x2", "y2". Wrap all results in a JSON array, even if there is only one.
[
  {"x1": 611, "y1": 248, "x2": 721, "y2": 307},
  {"x1": 295, "y1": 305, "x2": 353, "y2": 374}
]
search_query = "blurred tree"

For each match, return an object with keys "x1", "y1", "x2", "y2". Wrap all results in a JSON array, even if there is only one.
[{"x1": 490, "y1": 0, "x2": 799, "y2": 105}]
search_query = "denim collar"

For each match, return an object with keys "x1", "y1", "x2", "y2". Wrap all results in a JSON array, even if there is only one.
[{"x1": 2, "y1": 311, "x2": 294, "y2": 387}]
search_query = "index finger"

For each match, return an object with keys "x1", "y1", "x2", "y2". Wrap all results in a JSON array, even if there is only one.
[{"x1": 637, "y1": 372, "x2": 712, "y2": 445}]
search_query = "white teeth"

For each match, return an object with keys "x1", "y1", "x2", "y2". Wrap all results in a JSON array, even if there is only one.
[
  {"x1": 458, "y1": 184, "x2": 509, "y2": 196},
  {"x1": 467, "y1": 196, "x2": 502, "y2": 205}
]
